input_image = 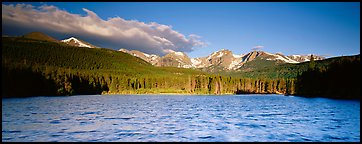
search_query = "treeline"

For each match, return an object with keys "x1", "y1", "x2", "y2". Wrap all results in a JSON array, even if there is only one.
[
  {"x1": 107, "y1": 74, "x2": 295, "y2": 95},
  {"x1": 227, "y1": 53, "x2": 346, "y2": 79},
  {"x1": 2, "y1": 65, "x2": 104, "y2": 97},
  {"x1": 2, "y1": 63, "x2": 295, "y2": 97}
]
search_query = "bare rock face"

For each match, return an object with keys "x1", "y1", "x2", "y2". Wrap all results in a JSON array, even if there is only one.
[
  {"x1": 119, "y1": 48, "x2": 161, "y2": 66},
  {"x1": 206, "y1": 49, "x2": 234, "y2": 68},
  {"x1": 242, "y1": 51, "x2": 264, "y2": 62},
  {"x1": 158, "y1": 52, "x2": 193, "y2": 68}
]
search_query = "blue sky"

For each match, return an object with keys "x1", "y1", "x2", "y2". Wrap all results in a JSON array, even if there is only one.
[{"x1": 2, "y1": 2, "x2": 360, "y2": 58}]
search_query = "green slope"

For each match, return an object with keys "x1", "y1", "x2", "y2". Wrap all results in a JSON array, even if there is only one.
[
  {"x1": 2, "y1": 33, "x2": 359, "y2": 99},
  {"x1": 2, "y1": 36, "x2": 292, "y2": 97},
  {"x1": 23, "y1": 32, "x2": 59, "y2": 43},
  {"x1": 2, "y1": 36, "x2": 205, "y2": 77},
  {"x1": 3, "y1": 36, "x2": 232, "y2": 96},
  {"x1": 3, "y1": 37, "x2": 148, "y2": 74}
]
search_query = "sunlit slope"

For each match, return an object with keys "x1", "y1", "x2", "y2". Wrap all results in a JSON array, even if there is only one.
[
  {"x1": 23, "y1": 32, "x2": 60, "y2": 43},
  {"x1": 224, "y1": 54, "x2": 360, "y2": 79},
  {"x1": 2, "y1": 37, "x2": 205, "y2": 77}
]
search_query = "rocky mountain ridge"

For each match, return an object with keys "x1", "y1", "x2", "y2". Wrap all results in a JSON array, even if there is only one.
[
  {"x1": 20, "y1": 31, "x2": 325, "y2": 71},
  {"x1": 119, "y1": 48, "x2": 325, "y2": 71}
]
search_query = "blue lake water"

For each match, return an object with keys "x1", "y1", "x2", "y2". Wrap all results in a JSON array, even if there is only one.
[{"x1": 2, "y1": 94, "x2": 360, "y2": 142}]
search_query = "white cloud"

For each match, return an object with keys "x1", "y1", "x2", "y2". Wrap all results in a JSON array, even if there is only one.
[
  {"x1": 251, "y1": 45, "x2": 264, "y2": 51},
  {"x1": 2, "y1": 3, "x2": 206, "y2": 56}
]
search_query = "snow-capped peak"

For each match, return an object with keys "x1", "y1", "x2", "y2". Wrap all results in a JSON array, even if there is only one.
[
  {"x1": 207, "y1": 52, "x2": 218, "y2": 60},
  {"x1": 174, "y1": 52, "x2": 185, "y2": 56},
  {"x1": 286, "y1": 54, "x2": 325, "y2": 62},
  {"x1": 117, "y1": 47, "x2": 325, "y2": 71},
  {"x1": 119, "y1": 48, "x2": 129, "y2": 53},
  {"x1": 217, "y1": 52, "x2": 224, "y2": 58},
  {"x1": 191, "y1": 58, "x2": 202, "y2": 66},
  {"x1": 61, "y1": 37, "x2": 95, "y2": 48},
  {"x1": 265, "y1": 52, "x2": 299, "y2": 63},
  {"x1": 233, "y1": 54, "x2": 243, "y2": 58},
  {"x1": 290, "y1": 55, "x2": 301, "y2": 58},
  {"x1": 143, "y1": 53, "x2": 150, "y2": 57}
]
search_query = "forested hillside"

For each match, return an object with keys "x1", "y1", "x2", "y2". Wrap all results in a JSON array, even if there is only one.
[
  {"x1": 2, "y1": 36, "x2": 359, "y2": 99},
  {"x1": 294, "y1": 55, "x2": 360, "y2": 99},
  {"x1": 2, "y1": 37, "x2": 293, "y2": 97}
]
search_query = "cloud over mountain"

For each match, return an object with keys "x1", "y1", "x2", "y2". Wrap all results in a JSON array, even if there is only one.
[
  {"x1": 251, "y1": 45, "x2": 264, "y2": 51},
  {"x1": 2, "y1": 3, "x2": 206, "y2": 55}
]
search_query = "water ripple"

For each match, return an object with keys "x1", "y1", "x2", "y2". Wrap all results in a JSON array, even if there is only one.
[{"x1": 2, "y1": 95, "x2": 360, "y2": 142}]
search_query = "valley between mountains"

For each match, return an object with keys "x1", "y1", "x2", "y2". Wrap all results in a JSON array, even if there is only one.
[{"x1": 2, "y1": 32, "x2": 360, "y2": 99}]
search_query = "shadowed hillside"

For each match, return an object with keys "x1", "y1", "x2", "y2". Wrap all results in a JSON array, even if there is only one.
[{"x1": 294, "y1": 55, "x2": 360, "y2": 99}]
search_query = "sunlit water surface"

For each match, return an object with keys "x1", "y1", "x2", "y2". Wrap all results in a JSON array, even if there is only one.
[{"x1": 2, "y1": 94, "x2": 360, "y2": 142}]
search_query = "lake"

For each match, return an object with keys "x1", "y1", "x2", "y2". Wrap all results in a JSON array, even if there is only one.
[{"x1": 2, "y1": 94, "x2": 360, "y2": 142}]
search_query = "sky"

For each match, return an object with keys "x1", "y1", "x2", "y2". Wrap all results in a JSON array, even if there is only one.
[{"x1": 2, "y1": 2, "x2": 360, "y2": 58}]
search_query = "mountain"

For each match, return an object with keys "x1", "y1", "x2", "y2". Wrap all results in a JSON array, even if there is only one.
[
  {"x1": 21, "y1": 31, "x2": 323, "y2": 72},
  {"x1": 17, "y1": 32, "x2": 326, "y2": 72},
  {"x1": 3, "y1": 35, "x2": 358, "y2": 99},
  {"x1": 23, "y1": 32, "x2": 59, "y2": 43},
  {"x1": 61, "y1": 37, "x2": 98, "y2": 48},
  {"x1": 193, "y1": 49, "x2": 241, "y2": 69},
  {"x1": 159, "y1": 51, "x2": 194, "y2": 68},
  {"x1": 120, "y1": 48, "x2": 325, "y2": 72},
  {"x1": 20, "y1": 30, "x2": 321, "y2": 71},
  {"x1": 194, "y1": 50, "x2": 303, "y2": 72},
  {"x1": 254, "y1": 52, "x2": 299, "y2": 63},
  {"x1": 119, "y1": 49, "x2": 195, "y2": 68},
  {"x1": 22, "y1": 32, "x2": 97, "y2": 48},
  {"x1": 119, "y1": 48, "x2": 161, "y2": 66},
  {"x1": 287, "y1": 54, "x2": 325, "y2": 62}
]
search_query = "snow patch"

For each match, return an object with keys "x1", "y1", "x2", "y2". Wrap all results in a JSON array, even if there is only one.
[
  {"x1": 191, "y1": 58, "x2": 202, "y2": 66},
  {"x1": 207, "y1": 52, "x2": 218, "y2": 60},
  {"x1": 290, "y1": 55, "x2": 301, "y2": 58},
  {"x1": 233, "y1": 54, "x2": 243, "y2": 58},
  {"x1": 267, "y1": 54, "x2": 299, "y2": 63},
  {"x1": 143, "y1": 53, "x2": 150, "y2": 57},
  {"x1": 150, "y1": 55, "x2": 159, "y2": 61},
  {"x1": 217, "y1": 52, "x2": 224, "y2": 58},
  {"x1": 262, "y1": 52, "x2": 299, "y2": 63},
  {"x1": 119, "y1": 49, "x2": 128, "y2": 53},
  {"x1": 62, "y1": 37, "x2": 93, "y2": 48},
  {"x1": 228, "y1": 59, "x2": 241, "y2": 70},
  {"x1": 174, "y1": 52, "x2": 184, "y2": 56},
  {"x1": 282, "y1": 55, "x2": 299, "y2": 63}
]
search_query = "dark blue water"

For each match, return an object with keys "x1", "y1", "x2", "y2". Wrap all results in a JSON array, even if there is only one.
[{"x1": 2, "y1": 94, "x2": 360, "y2": 142}]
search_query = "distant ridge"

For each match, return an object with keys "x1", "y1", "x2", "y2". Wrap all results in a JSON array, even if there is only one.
[
  {"x1": 120, "y1": 48, "x2": 326, "y2": 72},
  {"x1": 23, "y1": 32, "x2": 59, "y2": 43}
]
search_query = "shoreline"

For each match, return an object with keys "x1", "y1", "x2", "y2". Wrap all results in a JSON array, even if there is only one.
[{"x1": 2, "y1": 94, "x2": 360, "y2": 101}]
